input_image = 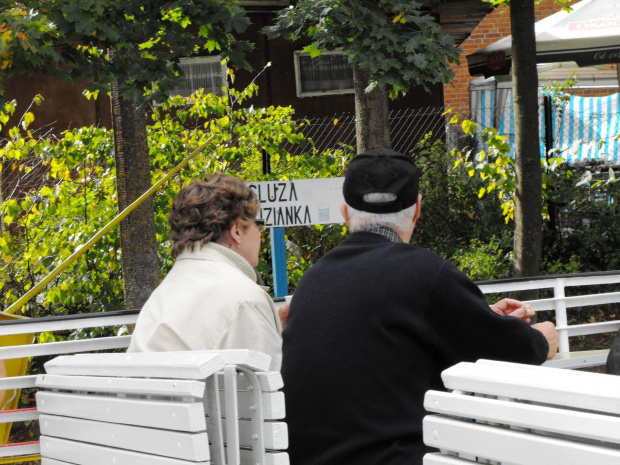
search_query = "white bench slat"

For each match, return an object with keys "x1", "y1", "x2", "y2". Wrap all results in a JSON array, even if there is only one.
[
  {"x1": 0, "y1": 441, "x2": 41, "y2": 458},
  {"x1": 41, "y1": 459, "x2": 73, "y2": 465},
  {"x1": 423, "y1": 453, "x2": 481, "y2": 465},
  {"x1": 424, "y1": 390, "x2": 620, "y2": 445},
  {"x1": 222, "y1": 418, "x2": 288, "y2": 450},
  {"x1": 442, "y1": 360, "x2": 620, "y2": 414},
  {"x1": 217, "y1": 371, "x2": 284, "y2": 392},
  {"x1": 424, "y1": 415, "x2": 620, "y2": 465},
  {"x1": 236, "y1": 447, "x2": 290, "y2": 465},
  {"x1": 216, "y1": 389, "x2": 285, "y2": 420},
  {"x1": 36, "y1": 373, "x2": 206, "y2": 398},
  {"x1": 0, "y1": 336, "x2": 131, "y2": 360},
  {"x1": 40, "y1": 436, "x2": 209, "y2": 465},
  {"x1": 0, "y1": 407, "x2": 38, "y2": 423},
  {"x1": 36, "y1": 391, "x2": 206, "y2": 432},
  {"x1": 39, "y1": 414, "x2": 209, "y2": 461},
  {"x1": 43, "y1": 351, "x2": 225, "y2": 379},
  {"x1": 205, "y1": 375, "x2": 225, "y2": 465}
]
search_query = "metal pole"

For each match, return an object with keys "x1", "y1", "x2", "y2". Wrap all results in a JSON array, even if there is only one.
[{"x1": 261, "y1": 150, "x2": 288, "y2": 297}]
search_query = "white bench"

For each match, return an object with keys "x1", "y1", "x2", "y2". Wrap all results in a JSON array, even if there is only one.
[
  {"x1": 423, "y1": 359, "x2": 620, "y2": 465},
  {"x1": 34, "y1": 350, "x2": 288, "y2": 465}
]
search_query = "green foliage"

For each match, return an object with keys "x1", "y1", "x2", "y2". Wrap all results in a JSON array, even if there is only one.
[
  {"x1": 264, "y1": 0, "x2": 461, "y2": 97},
  {"x1": 543, "y1": 71, "x2": 579, "y2": 110},
  {"x1": 451, "y1": 114, "x2": 567, "y2": 223},
  {"x1": 544, "y1": 161, "x2": 620, "y2": 272},
  {"x1": 452, "y1": 237, "x2": 512, "y2": 282},
  {"x1": 412, "y1": 133, "x2": 508, "y2": 261},
  {"x1": 445, "y1": 112, "x2": 620, "y2": 276},
  {"x1": 1, "y1": 85, "x2": 352, "y2": 315},
  {"x1": 1, "y1": 1, "x2": 253, "y2": 105},
  {"x1": 0, "y1": 4, "x2": 60, "y2": 98}
]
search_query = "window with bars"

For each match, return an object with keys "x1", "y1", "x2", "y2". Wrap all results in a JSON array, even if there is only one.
[
  {"x1": 294, "y1": 50, "x2": 354, "y2": 98},
  {"x1": 168, "y1": 56, "x2": 227, "y2": 97}
]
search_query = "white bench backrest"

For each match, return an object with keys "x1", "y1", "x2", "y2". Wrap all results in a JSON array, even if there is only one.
[
  {"x1": 423, "y1": 360, "x2": 620, "y2": 465},
  {"x1": 35, "y1": 350, "x2": 288, "y2": 465}
]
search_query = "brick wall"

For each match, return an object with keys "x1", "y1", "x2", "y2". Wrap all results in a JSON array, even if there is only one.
[{"x1": 444, "y1": 0, "x2": 568, "y2": 112}]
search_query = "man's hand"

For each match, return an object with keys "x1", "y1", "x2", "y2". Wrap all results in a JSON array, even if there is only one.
[
  {"x1": 532, "y1": 321, "x2": 559, "y2": 359},
  {"x1": 490, "y1": 298, "x2": 534, "y2": 323}
]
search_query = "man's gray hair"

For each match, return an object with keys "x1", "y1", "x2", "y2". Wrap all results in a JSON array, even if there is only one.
[{"x1": 347, "y1": 193, "x2": 416, "y2": 233}]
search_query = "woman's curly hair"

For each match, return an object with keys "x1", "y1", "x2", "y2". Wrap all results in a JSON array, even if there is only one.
[{"x1": 169, "y1": 174, "x2": 259, "y2": 258}]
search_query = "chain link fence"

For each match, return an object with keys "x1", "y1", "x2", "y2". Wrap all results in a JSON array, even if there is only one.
[{"x1": 281, "y1": 107, "x2": 446, "y2": 156}]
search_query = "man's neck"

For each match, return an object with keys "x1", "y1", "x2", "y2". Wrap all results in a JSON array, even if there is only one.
[{"x1": 352, "y1": 224, "x2": 404, "y2": 243}]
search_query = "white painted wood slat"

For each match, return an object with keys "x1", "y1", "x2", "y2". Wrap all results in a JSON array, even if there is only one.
[
  {"x1": 217, "y1": 371, "x2": 284, "y2": 392},
  {"x1": 205, "y1": 375, "x2": 225, "y2": 465},
  {"x1": 36, "y1": 373, "x2": 206, "y2": 398},
  {"x1": 0, "y1": 407, "x2": 38, "y2": 423},
  {"x1": 423, "y1": 415, "x2": 620, "y2": 465},
  {"x1": 43, "y1": 351, "x2": 224, "y2": 379},
  {"x1": 423, "y1": 453, "x2": 481, "y2": 465},
  {"x1": 0, "y1": 336, "x2": 131, "y2": 360},
  {"x1": 0, "y1": 375, "x2": 37, "y2": 391},
  {"x1": 222, "y1": 418, "x2": 288, "y2": 450},
  {"x1": 217, "y1": 389, "x2": 285, "y2": 420},
  {"x1": 236, "y1": 447, "x2": 290, "y2": 465},
  {"x1": 36, "y1": 391, "x2": 207, "y2": 432},
  {"x1": 40, "y1": 436, "x2": 209, "y2": 465},
  {"x1": 441, "y1": 361, "x2": 620, "y2": 414},
  {"x1": 424, "y1": 390, "x2": 620, "y2": 444},
  {"x1": 39, "y1": 414, "x2": 209, "y2": 461},
  {"x1": 207, "y1": 349, "x2": 272, "y2": 371},
  {"x1": 0, "y1": 313, "x2": 137, "y2": 337},
  {"x1": 224, "y1": 365, "x2": 241, "y2": 465},
  {"x1": 544, "y1": 349, "x2": 610, "y2": 368},
  {"x1": 41, "y1": 459, "x2": 74, "y2": 465},
  {"x1": 0, "y1": 441, "x2": 41, "y2": 458}
]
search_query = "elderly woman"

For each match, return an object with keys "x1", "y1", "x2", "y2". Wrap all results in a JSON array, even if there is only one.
[{"x1": 127, "y1": 173, "x2": 283, "y2": 370}]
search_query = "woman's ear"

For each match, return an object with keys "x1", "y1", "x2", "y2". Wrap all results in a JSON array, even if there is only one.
[{"x1": 229, "y1": 220, "x2": 243, "y2": 248}]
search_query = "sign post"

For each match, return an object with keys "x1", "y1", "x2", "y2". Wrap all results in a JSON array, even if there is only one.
[{"x1": 249, "y1": 177, "x2": 345, "y2": 296}]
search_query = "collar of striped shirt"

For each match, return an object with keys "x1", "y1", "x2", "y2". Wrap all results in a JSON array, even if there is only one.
[{"x1": 353, "y1": 224, "x2": 403, "y2": 243}]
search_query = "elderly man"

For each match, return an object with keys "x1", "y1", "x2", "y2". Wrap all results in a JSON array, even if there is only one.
[{"x1": 280, "y1": 148, "x2": 558, "y2": 465}]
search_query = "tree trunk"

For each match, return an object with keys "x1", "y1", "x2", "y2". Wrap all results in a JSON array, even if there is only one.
[
  {"x1": 353, "y1": 63, "x2": 391, "y2": 152},
  {"x1": 510, "y1": 0, "x2": 542, "y2": 287},
  {"x1": 110, "y1": 82, "x2": 160, "y2": 310}
]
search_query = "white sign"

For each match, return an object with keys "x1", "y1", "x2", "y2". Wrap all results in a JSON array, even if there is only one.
[{"x1": 248, "y1": 177, "x2": 345, "y2": 227}]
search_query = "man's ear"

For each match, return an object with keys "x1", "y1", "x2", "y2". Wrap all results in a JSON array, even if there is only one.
[
  {"x1": 340, "y1": 204, "x2": 351, "y2": 227},
  {"x1": 412, "y1": 195, "x2": 422, "y2": 224}
]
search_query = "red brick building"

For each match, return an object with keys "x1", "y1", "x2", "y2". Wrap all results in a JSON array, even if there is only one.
[{"x1": 443, "y1": 0, "x2": 618, "y2": 113}]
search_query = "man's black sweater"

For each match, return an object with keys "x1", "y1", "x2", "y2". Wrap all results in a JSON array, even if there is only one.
[{"x1": 281, "y1": 232, "x2": 549, "y2": 465}]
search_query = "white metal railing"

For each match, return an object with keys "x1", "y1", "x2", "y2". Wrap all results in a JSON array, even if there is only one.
[
  {"x1": 0, "y1": 309, "x2": 138, "y2": 463},
  {"x1": 0, "y1": 270, "x2": 619, "y2": 462},
  {"x1": 478, "y1": 270, "x2": 620, "y2": 369}
]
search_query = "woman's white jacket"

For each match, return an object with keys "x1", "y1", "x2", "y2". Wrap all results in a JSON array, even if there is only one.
[{"x1": 127, "y1": 242, "x2": 283, "y2": 370}]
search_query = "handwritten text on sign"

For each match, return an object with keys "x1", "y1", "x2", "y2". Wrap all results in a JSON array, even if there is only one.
[{"x1": 248, "y1": 177, "x2": 345, "y2": 227}]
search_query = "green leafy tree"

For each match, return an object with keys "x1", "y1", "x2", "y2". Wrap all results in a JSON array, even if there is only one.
[
  {"x1": 264, "y1": 0, "x2": 460, "y2": 152},
  {"x1": 479, "y1": 0, "x2": 575, "y2": 289},
  {"x1": 1, "y1": 83, "x2": 349, "y2": 315},
  {"x1": 2, "y1": 0, "x2": 254, "y2": 309}
]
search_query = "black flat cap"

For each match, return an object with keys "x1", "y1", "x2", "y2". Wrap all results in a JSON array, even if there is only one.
[{"x1": 343, "y1": 148, "x2": 419, "y2": 214}]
